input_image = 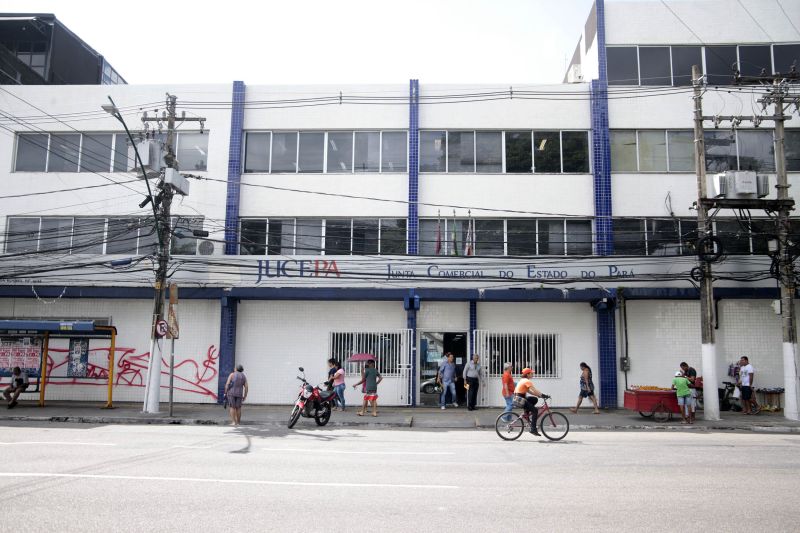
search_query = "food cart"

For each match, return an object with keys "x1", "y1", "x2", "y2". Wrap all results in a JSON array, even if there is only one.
[{"x1": 624, "y1": 388, "x2": 681, "y2": 422}]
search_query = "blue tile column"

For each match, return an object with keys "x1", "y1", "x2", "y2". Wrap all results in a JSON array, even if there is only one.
[
  {"x1": 595, "y1": 299, "x2": 618, "y2": 408},
  {"x1": 407, "y1": 79, "x2": 420, "y2": 255},
  {"x1": 218, "y1": 80, "x2": 245, "y2": 402},
  {"x1": 469, "y1": 300, "x2": 477, "y2": 356},
  {"x1": 404, "y1": 291, "x2": 419, "y2": 406}
]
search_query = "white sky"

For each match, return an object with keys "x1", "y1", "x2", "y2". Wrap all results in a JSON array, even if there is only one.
[{"x1": 2, "y1": 0, "x2": 595, "y2": 84}]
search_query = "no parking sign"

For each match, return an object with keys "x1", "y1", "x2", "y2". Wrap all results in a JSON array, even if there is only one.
[{"x1": 155, "y1": 319, "x2": 169, "y2": 338}]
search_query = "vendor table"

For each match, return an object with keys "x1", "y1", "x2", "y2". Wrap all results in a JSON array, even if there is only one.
[{"x1": 624, "y1": 389, "x2": 682, "y2": 422}]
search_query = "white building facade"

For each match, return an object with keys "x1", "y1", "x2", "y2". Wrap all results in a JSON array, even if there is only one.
[{"x1": 1, "y1": 0, "x2": 799, "y2": 411}]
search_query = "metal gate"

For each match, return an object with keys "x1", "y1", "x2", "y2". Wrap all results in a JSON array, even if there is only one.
[{"x1": 328, "y1": 329, "x2": 412, "y2": 406}]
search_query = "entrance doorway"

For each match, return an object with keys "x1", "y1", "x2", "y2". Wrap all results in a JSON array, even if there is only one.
[{"x1": 418, "y1": 331, "x2": 468, "y2": 406}]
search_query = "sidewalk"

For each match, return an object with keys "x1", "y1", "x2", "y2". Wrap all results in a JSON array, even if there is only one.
[{"x1": 2, "y1": 401, "x2": 800, "y2": 433}]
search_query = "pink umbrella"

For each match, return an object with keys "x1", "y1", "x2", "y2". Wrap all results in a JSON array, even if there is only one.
[{"x1": 348, "y1": 353, "x2": 375, "y2": 362}]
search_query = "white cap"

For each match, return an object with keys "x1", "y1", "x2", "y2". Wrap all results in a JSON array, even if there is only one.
[{"x1": 675, "y1": 371, "x2": 683, "y2": 377}]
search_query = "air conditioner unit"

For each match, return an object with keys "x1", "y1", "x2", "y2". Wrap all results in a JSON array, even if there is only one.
[
  {"x1": 712, "y1": 171, "x2": 769, "y2": 199},
  {"x1": 567, "y1": 64, "x2": 584, "y2": 83},
  {"x1": 128, "y1": 140, "x2": 163, "y2": 179}
]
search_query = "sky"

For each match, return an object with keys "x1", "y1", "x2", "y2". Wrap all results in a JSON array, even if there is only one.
[{"x1": 2, "y1": 0, "x2": 595, "y2": 85}]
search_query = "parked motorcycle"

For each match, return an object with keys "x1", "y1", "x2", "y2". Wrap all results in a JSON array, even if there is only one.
[{"x1": 288, "y1": 367, "x2": 337, "y2": 429}]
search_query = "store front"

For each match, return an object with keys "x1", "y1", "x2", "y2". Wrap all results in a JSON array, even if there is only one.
[{"x1": 418, "y1": 331, "x2": 468, "y2": 406}]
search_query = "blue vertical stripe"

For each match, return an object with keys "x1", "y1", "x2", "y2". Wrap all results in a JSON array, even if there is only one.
[
  {"x1": 217, "y1": 297, "x2": 238, "y2": 402},
  {"x1": 596, "y1": 303, "x2": 618, "y2": 408},
  {"x1": 407, "y1": 79, "x2": 420, "y2": 255},
  {"x1": 469, "y1": 300, "x2": 477, "y2": 357}
]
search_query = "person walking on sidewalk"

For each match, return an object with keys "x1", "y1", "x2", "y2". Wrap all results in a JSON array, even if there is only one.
[
  {"x1": 3, "y1": 367, "x2": 29, "y2": 409},
  {"x1": 672, "y1": 370, "x2": 692, "y2": 424},
  {"x1": 224, "y1": 364, "x2": 248, "y2": 426},
  {"x1": 438, "y1": 353, "x2": 457, "y2": 409},
  {"x1": 332, "y1": 360, "x2": 346, "y2": 411},
  {"x1": 570, "y1": 362, "x2": 600, "y2": 414},
  {"x1": 501, "y1": 362, "x2": 515, "y2": 419},
  {"x1": 352, "y1": 359, "x2": 382, "y2": 417},
  {"x1": 463, "y1": 354, "x2": 483, "y2": 411}
]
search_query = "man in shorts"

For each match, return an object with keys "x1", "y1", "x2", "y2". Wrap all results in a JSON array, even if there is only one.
[
  {"x1": 3, "y1": 367, "x2": 29, "y2": 409},
  {"x1": 680, "y1": 362, "x2": 697, "y2": 423},
  {"x1": 738, "y1": 356, "x2": 758, "y2": 414},
  {"x1": 672, "y1": 370, "x2": 692, "y2": 424}
]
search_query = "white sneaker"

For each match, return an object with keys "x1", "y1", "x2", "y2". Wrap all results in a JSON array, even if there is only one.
[
  {"x1": 440, "y1": 406, "x2": 446, "y2": 410},
  {"x1": 452, "y1": 403, "x2": 458, "y2": 407}
]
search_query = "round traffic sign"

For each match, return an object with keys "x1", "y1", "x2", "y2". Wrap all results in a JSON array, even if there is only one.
[{"x1": 155, "y1": 319, "x2": 169, "y2": 338}]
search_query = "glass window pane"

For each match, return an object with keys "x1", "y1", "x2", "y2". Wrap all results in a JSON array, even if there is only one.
[
  {"x1": 751, "y1": 219, "x2": 774, "y2": 255},
  {"x1": 353, "y1": 219, "x2": 379, "y2": 255},
  {"x1": 638, "y1": 131, "x2": 667, "y2": 171},
  {"x1": 105, "y1": 218, "x2": 138, "y2": 254},
  {"x1": 298, "y1": 132, "x2": 324, "y2": 173},
  {"x1": 562, "y1": 131, "x2": 589, "y2": 173},
  {"x1": 380, "y1": 219, "x2": 406, "y2": 255},
  {"x1": 607, "y1": 47, "x2": 639, "y2": 85},
  {"x1": 475, "y1": 132, "x2": 502, "y2": 172},
  {"x1": 704, "y1": 130, "x2": 736, "y2": 172},
  {"x1": 419, "y1": 219, "x2": 440, "y2": 256},
  {"x1": 671, "y1": 46, "x2": 702, "y2": 86},
  {"x1": 271, "y1": 132, "x2": 298, "y2": 172},
  {"x1": 533, "y1": 131, "x2": 560, "y2": 173},
  {"x1": 420, "y1": 131, "x2": 446, "y2": 172},
  {"x1": 15, "y1": 133, "x2": 48, "y2": 171},
  {"x1": 539, "y1": 220, "x2": 565, "y2": 255},
  {"x1": 715, "y1": 220, "x2": 750, "y2": 254},
  {"x1": 613, "y1": 219, "x2": 646, "y2": 255},
  {"x1": 381, "y1": 131, "x2": 407, "y2": 172},
  {"x1": 240, "y1": 219, "x2": 267, "y2": 255},
  {"x1": 325, "y1": 220, "x2": 352, "y2": 255},
  {"x1": 171, "y1": 217, "x2": 202, "y2": 255},
  {"x1": 47, "y1": 133, "x2": 80, "y2": 172},
  {"x1": 113, "y1": 134, "x2": 133, "y2": 172},
  {"x1": 680, "y1": 219, "x2": 699, "y2": 256},
  {"x1": 296, "y1": 219, "x2": 322, "y2": 254},
  {"x1": 354, "y1": 132, "x2": 380, "y2": 172},
  {"x1": 71, "y1": 218, "x2": 105, "y2": 254},
  {"x1": 738, "y1": 45, "x2": 772, "y2": 78},
  {"x1": 667, "y1": 131, "x2": 695, "y2": 171},
  {"x1": 737, "y1": 130, "x2": 775, "y2": 172},
  {"x1": 268, "y1": 219, "x2": 295, "y2": 255},
  {"x1": 507, "y1": 220, "x2": 537, "y2": 255},
  {"x1": 773, "y1": 44, "x2": 800, "y2": 75},
  {"x1": 610, "y1": 130, "x2": 637, "y2": 171},
  {"x1": 447, "y1": 131, "x2": 475, "y2": 173},
  {"x1": 475, "y1": 220, "x2": 504, "y2": 255},
  {"x1": 80, "y1": 134, "x2": 112, "y2": 173},
  {"x1": 505, "y1": 131, "x2": 532, "y2": 173},
  {"x1": 39, "y1": 218, "x2": 73, "y2": 252},
  {"x1": 566, "y1": 220, "x2": 593, "y2": 255},
  {"x1": 176, "y1": 133, "x2": 208, "y2": 171},
  {"x1": 137, "y1": 218, "x2": 158, "y2": 255},
  {"x1": 639, "y1": 47, "x2": 671, "y2": 85},
  {"x1": 648, "y1": 219, "x2": 681, "y2": 256},
  {"x1": 327, "y1": 132, "x2": 353, "y2": 173},
  {"x1": 5, "y1": 217, "x2": 40, "y2": 252},
  {"x1": 786, "y1": 131, "x2": 800, "y2": 172},
  {"x1": 244, "y1": 132, "x2": 270, "y2": 173},
  {"x1": 705, "y1": 46, "x2": 737, "y2": 86}
]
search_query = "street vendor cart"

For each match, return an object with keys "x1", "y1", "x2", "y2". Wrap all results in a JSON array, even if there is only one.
[{"x1": 624, "y1": 389, "x2": 681, "y2": 422}]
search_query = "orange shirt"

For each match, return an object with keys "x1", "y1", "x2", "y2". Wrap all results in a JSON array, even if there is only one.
[
  {"x1": 502, "y1": 371, "x2": 515, "y2": 396},
  {"x1": 514, "y1": 377, "x2": 535, "y2": 395}
]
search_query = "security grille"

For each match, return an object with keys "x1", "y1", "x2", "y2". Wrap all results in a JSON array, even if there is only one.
[{"x1": 476, "y1": 331, "x2": 561, "y2": 379}]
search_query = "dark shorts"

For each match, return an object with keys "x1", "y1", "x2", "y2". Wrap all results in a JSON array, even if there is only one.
[
  {"x1": 580, "y1": 389, "x2": 595, "y2": 398},
  {"x1": 740, "y1": 386, "x2": 752, "y2": 400},
  {"x1": 228, "y1": 395, "x2": 243, "y2": 409}
]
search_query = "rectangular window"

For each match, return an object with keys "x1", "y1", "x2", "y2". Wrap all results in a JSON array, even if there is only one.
[
  {"x1": 324, "y1": 220, "x2": 352, "y2": 255},
  {"x1": 562, "y1": 131, "x2": 589, "y2": 173},
  {"x1": 613, "y1": 219, "x2": 646, "y2": 255},
  {"x1": 715, "y1": 220, "x2": 750, "y2": 254},
  {"x1": 773, "y1": 44, "x2": 800, "y2": 75},
  {"x1": 505, "y1": 131, "x2": 532, "y2": 173},
  {"x1": 113, "y1": 134, "x2": 132, "y2": 172},
  {"x1": 704, "y1": 130, "x2": 737, "y2": 172},
  {"x1": 639, "y1": 47, "x2": 671, "y2": 85},
  {"x1": 418, "y1": 219, "x2": 440, "y2": 256},
  {"x1": 71, "y1": 218, "x2": 105, "y2": 254},
  {"x1": 15, "y1": 133, "x2": 48, "y2": 171},
  {"x1": 271, "y1": 132, "x2": 298, "y2": 172},
  {"x1": 671, "y1": 46, "x2": 702, "y2": 86},
  {"x1": 329, "y1": 331, "x2": 406, "y2": 377},
  {"x1": 176, "y1": 133, "x2": 208, "y2": 171},
  {"x1": 447, "y1": 131, "x2": 475, "y2": 172},
  {"x1": 475, "y1": 220, "x2": 504, "y2": 255},
  {"x1": 137, "y1": 219, "x2": 158, "y2": 256},
  {"x1": 667, "y1": 131, "x2": 695, "y2": 171},
  {"x1": 566, "y1": 220, "x2": 593, "y2": 255},
  {"x1": 380, "y1": 219, "x2": 407, "y2": 255},
  {"x1": 507, "y1": 220, "x2": 537, "y2": 255},
  {"x1": 352, "y1": 219, "x2": 379, "y2": 255},
  {"x1": 5, "y1": 217, "x2": 40, "y2": 253},
  {"x1": 637, "y1": 131, "x2": 667, "y2": 171},
  {"x1": 327, "y1": 132, "x2": 353, "y2": 173},
  {"x1": 47, "y1": 133, "x2": 80, "y2": 172},
  {"x1": 171, "y1": 217, "x2": 202, "y2": 255},
  {"x1": 607, "y1": 47, "x2": 639, "y2": 85},
  {"x1": 737, "y1": 130, "x2": 775, "y2": 172},
  {"x1": 354, "y1": 132, "x2": 380, "y2": 172},
  {"x1": 610, "y1": 131, "x2": 637, "y2": 171},
  {"x1": 705, "y1": 46, "x2": 737, "y2": 86},
  {"x1": 539, "y1": 219, "x2": 565, "y2": 255},
  {"x1": 105, "y1": 218, "x2": 139, "y2": 254},
  {"x1": 268, "y1": 219, "x2": 295, "y2": 255},
  {"x1": 420, "y1": 131, "x2": 446, "y2": 172},
  {"x1": 296, "y1": 219, "x2": 322, "y2": 254},
  {"x1": 750, "y1": 219, "x2": 773, "y2": 255},
  {"x1": 297, "y1": 132, "x2": 324, "y2": 173},
  {"x1": 786, "y1": 131, "x2": 800, "y2": 172},
  {"x1": 483, "y1": 333, "x2": 560, "y2": 378},
  {"x1": 738, "y1": 45, "x2": 772, "y2": 78},
  {"x1": 240, "y1": 219, "x2": 266, "y2": 255},
  {"x1": 381, "y1": 131, "x2": 407, "y2": 172},
  {"x1": 475, "y1": 131, "x2": 502, "y2": 172},
  {"x1": 244, "y1": 132, "x2": 270, "y2": 173},
  {"x1": 680, "y1": 219, "x2": 698, "y2": 256},
  {"x1": 533, "y1": 131, "x2": 560, "y2": 173},
  {"x1": 648, "y1": 219, "x2": 681, "y2": 256},
  {"x1": 80, "y1": 134, "x2": 113, "y2": 173},
  {"x1": 39, "y1": 218, "x2": 73, "y2": 252}
]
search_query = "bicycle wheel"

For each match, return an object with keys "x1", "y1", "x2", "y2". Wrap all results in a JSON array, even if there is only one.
[
  {"x1": 652, "y1": 404, "x2": 671, "y2": 423},
  {"x1": 495, "y1": 411, "x2": 525, "y2": 441},
  {"x1": 538, "y1": 411, "x2": 569, "y2": 441}
]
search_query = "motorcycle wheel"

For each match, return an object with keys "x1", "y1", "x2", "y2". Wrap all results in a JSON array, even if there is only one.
[
  {"x1": 315, "y1": 404, "x2": 332, "y2": 426},
  {"x1": 288, "y1": 404, "x2": 301, "y2": 429},
  {"x1": 422, "y1": 384, "x2": 436, "y2": 395}
]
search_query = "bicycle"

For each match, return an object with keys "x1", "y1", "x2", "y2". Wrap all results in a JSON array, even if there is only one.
[{"x1": 495, "y1": 395, "x2": 569, "y2": 441}]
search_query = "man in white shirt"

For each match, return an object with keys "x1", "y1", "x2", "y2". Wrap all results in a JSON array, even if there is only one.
[
  {"x1": 737, "y1": 356, "x2": 758, "y2": 414},
  {"x1": 3, "y1": 367, "x2": 29, "y2": 409}
]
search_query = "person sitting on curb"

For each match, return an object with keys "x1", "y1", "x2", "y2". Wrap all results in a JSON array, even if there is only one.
[{"x1": 3, "y1": 367, "x2": 29, "y2": 409}]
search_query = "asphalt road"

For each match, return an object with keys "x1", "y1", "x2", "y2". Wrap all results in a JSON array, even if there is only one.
[{"x1": 1, "y1": 422, "x2": 798, "y2": 532}]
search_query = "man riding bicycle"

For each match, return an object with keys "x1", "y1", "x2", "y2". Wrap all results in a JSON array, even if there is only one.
[{"x1": 514, "y1": 367, "x2": 547, "y2": 437}]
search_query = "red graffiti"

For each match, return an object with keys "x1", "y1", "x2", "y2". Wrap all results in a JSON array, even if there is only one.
[{"x1": 42, "y1": 345, "x2": 219, "y2": 399}]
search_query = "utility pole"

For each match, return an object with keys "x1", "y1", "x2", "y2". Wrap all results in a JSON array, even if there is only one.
[
  {"x1": 692, "y1": 64, "x2": 721, "y2": 421},
  {"x1": 140, "y1": 94, "x2": 205, "y2": 414}
]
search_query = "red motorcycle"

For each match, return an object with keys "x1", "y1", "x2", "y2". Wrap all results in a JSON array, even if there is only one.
[{"x1": 288, "y1": 367, "x2": 337, "y2": 429}]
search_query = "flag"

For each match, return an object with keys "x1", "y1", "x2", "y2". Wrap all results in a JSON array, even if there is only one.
[
  {"x1": 434, "y1": 212, "x2": 442, "y2": 255},
  {"x1": 464, "y1": 215, "x2": 474, "y2": 256},
  {"x1": 451, "y1": 211, "x2": 459, "y2": 256}
]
